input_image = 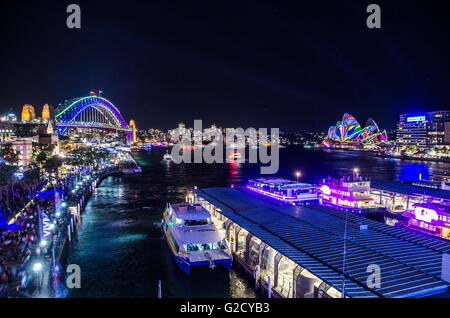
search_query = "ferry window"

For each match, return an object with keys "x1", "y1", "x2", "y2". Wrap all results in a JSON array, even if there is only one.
[
  {"x1": 184, "y1": 219, "x2": 208, "y2": 226},
  {"x1": 185, "y1": 242, "x2": 222, "y2": 251},
  {"x1": 185, "y1": 244, "x2": 199, "y2": 252},
  {"x1": 202, "y1": 244, "x2": 211, "y2": 250}
]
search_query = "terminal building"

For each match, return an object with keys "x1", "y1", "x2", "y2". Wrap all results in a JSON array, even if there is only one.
[
  {"x1": 193, "y1": 186, "x2": 450, "y2": 298},
  {"x1": 396, "y1": 111, "x2": 450, "y2": 146}
]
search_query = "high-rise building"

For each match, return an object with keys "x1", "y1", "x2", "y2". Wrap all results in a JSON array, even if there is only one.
[
  {"x1": 396, "y1": 111, "x2": 450, "y2": 146},
  {"x1": 21, "y1": 104, "x2": 36, "y2": 122}
]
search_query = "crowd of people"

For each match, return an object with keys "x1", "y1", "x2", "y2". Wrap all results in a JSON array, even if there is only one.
[
  {"x1": 0, "y1": 180, "x2": 41, "y2": 222},
  {"x1": 0, "y1": 179, "x2": 58, "y2": 297},
  {"x1": 1, "y1": 161, "x2": 116, "y2": 298}
]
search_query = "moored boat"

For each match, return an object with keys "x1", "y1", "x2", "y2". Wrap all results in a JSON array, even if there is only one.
[{"x1": 161, "y1": 202, "x2": 233, "y2": 274}]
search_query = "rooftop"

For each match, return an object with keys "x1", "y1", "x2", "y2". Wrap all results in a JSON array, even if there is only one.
[
  {"x1": 371, "y1": 180, "x2": 450, "y2": 201},
  {"x1": 170, "y1": 203, "x2": 211, "y2": 220},
  {"x1": 249, "y1": 178, "x2": 316, "y2": 189},
  {"x1": 195, "y1": 186, "x2": 450, "y2": 298}
]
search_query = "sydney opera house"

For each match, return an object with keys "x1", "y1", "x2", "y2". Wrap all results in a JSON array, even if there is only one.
[{"x1": 325, "y1": 113, "x2": 387, "y2": 145}]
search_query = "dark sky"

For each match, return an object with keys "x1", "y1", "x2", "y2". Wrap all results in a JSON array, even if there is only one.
[{"x1": 0, "y1": 0, "x2": 449, "y2": 132}]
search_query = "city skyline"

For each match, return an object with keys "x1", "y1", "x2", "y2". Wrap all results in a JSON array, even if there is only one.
[{"x1": 1, "y1": 1, "x2": 450, "y2": 131}]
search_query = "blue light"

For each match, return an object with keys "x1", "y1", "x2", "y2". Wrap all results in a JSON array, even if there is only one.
[{"x1": 407, "y1": 115, "x2": 426, "y2": 122}]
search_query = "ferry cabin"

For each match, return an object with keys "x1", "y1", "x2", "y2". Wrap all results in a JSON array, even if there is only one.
[
  {"x1": 400, "y1": 202, "x2": 450, "y2": 240},
  {"x1": 319, "y1": 175, "x2": 377, "y2": 213},
  {"x1": 247, "y1": 177, "x2": 318, "y2": 204}
]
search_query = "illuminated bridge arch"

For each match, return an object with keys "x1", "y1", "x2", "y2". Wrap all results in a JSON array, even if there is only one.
[{"x1": 55, "y1": 96, "x2": 131, "y2": 140}]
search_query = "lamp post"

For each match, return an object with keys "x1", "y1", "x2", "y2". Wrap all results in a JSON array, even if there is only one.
[
  {"x1": 353, "y1": 167, "x2": 359, "y2": 180},
  {"x1": 295, "y1": 171, "x2": 301, "y2": 183}
]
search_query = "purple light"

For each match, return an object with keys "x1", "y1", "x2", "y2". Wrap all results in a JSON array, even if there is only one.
[
  {"x1": 321, "y1": 194, "x2": 358, "y2": 208},
  {"x1": 246, "y1": 185, "x2": 297, "y2": 200}
]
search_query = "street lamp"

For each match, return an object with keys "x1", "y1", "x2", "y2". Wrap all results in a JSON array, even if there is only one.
[
  {"x1": 295, "y1": 171, "x2": 301, "y2": 183},
  {"x1": 32, "y1": 262, "x2": 43, "y2": 272},
  {"x1": 353, "y1": 167, "x2": 359, "y2": 180}
]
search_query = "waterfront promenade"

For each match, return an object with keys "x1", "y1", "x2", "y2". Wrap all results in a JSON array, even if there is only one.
[{"x1": 0, "y1": 160, "x2": 127, "y2": 298}]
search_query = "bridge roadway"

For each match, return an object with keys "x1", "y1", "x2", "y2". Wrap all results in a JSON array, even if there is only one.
[
  {"x1": 195, "y1": 186, "x2": 450, "y2": 298},
  {"x1": 56, "y1": 122, "x2": 132, "y2": 132}
]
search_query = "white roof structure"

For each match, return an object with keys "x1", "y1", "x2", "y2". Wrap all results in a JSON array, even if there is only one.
[
  {"x1": 249, "y1": 177, "x2": 316, "y2": 190},
  {"x1": 170, "y1": 203, "x2": 211, "y2": 220}
]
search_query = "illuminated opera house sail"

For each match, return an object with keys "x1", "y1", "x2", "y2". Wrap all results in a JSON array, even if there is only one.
[{"x1": 326, "y1": 113, "x2": 387, "y2": 144}]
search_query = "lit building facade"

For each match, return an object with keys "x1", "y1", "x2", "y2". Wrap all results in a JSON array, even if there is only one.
[
  {"x1": 1, "y1": 112, "x2": 17, "y2": 122},
  {"x1": 396, "y1": 111, "x2": 450, "y2": 146},
  {"x1": 42, "y1": 103, "x2": 55, "y2": 123},
  {"x1": 129, "y1": 119, "x2": 137, "y2": 143},
  {"x1": 0, "y1": 122, "x2": 14, "y2": 142},
  {"x1": 21, "y1": 104, "x2": 36, "y2": 122},
  {"x1": 10, "y1": 138, "x2": 33, "y2": 167}
]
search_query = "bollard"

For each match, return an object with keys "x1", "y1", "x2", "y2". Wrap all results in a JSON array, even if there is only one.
[
  {"x1": 268, "y1": 275, "x2": 272, "y2": 298},
  {"x1": 68, "y1": 224, "x2": 71, "y2": 241},
  {"x1": 255, "y1": 265, "x2": 261, "y2": 291},
  {"x1": 158, "y1": 280, "x2": 162, "y2": 298}
]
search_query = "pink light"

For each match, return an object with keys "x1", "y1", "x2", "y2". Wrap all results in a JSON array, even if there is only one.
[
  {"x1": 246, "y1": 186, "x2": 296, "y2": 200},
  {"x1": 320, "y1": 185, "x2": 331, "y2": 195},
  {"x1": 414, "y1": 206, "x2": 439, "y2": 223},
  {"x1": 321, "y1": 193, "x2": 357, "y2": 208}
]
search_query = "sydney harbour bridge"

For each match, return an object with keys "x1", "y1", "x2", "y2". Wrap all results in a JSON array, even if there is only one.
[{"x1": 55, "y1": 95, "x2": 134, "y2": 143}]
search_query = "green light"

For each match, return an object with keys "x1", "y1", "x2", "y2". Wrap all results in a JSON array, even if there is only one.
[{"x1": 56, "y1": 96, "x2": 123, "y2": 118}]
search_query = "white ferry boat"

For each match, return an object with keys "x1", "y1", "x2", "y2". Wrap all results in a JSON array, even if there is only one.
[
  {"x1": 162, "y1": 151, "x2": 173, "y2": 162},
  {"x1": 162, "y1": 203, "x2": 233, "y2": 274}
]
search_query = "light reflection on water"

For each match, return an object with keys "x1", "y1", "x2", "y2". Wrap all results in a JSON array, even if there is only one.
[{"x1": 68, "y1": 147, "x2": 449, "y2": 298}]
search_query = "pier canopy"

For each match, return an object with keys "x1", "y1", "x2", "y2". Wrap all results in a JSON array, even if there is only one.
[
  {"x1": 371, "y1": 180, "x2": 450, "y2": 201},
  {"x1": 195, "y1": 187, "x2": 450, "y2": 298}
]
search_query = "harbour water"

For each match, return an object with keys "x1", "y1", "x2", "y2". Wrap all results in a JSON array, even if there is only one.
[{"x1": 68, "y1": 147, "x2": 450, "y2": 298}]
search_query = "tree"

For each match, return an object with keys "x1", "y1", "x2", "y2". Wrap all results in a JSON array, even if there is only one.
[
  {"x1": 36, "y1": 151, "x2": 48, "y2": 166},
  {"x1": 0, "y1": 164, "x2": 18, "y2": 185},
  {"x1": 44, "y1": 155, "x2": 64, "y2": 178},
  {"x1": 23, "y1": 167, "x2": 40, "y2": 182}
]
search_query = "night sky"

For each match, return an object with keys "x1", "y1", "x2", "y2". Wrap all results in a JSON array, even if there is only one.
[{"x1": 0, "y1": 0, "x2": 449, "y2": 132}]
